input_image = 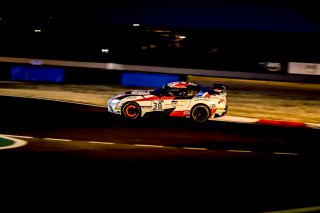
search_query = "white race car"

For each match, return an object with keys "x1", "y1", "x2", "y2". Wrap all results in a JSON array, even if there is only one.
[{"x1": 107, "y1": 81, "x2": 227, "y2": 123}]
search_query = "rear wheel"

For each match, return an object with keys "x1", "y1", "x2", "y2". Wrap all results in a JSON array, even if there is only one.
[
  {"x1": 122, "y1": 102, "x2": 141, "y2": 120},
  {"x1": 191, "y1": 104, "x2": 210, "y2": 123}
]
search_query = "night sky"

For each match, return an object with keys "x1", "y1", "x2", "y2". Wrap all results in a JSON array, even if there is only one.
[
  {"x1": 97, "y1": 0, "x2": 320, "y2": 32},
  {"x1": 1, "y1": 1, "x2": 320, "y2": 68},
  {"x1": 2, "y1": 0, "x2": 320, "y2": 32}
]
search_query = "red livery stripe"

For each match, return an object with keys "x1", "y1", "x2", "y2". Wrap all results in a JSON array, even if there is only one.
[
  {"x1": 134, "y1": 96, "x2": 175, "y2": 102},
  {"x1": 210, "y1": 108, "x2": 217, "y2": 116},
  {"x1": 169, "y1": 111, "x2": 186, "y2": 117}
]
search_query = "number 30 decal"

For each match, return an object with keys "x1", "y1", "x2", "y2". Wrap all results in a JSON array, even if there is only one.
[{"x1": 153, "y1": 102, "x2": 162, "y2": 109}]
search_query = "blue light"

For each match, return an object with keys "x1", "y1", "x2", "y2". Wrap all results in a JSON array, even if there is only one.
[
  {"x1": 11, "y1": 65, "x2": 65, "y2": 83},
  {"x1": 121, "y1": 72, "x2": 180, "y2": 87}
]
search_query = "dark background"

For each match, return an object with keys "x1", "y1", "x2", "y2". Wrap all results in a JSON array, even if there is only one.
[{"x1": 1, "y1": 0, "x2": 320, "y2": 72}]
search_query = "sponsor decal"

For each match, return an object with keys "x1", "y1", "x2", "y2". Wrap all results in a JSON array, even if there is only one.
[
  {"x1": 131, "y1": 90, "x2": 151, "y2": 95},
  {"x1": 184, "y1": 110, "x2": 190, "y2": 115},
  {"x1": 305, "y1": 64, "x2": 317, "y2": 74},
  {"x1": 125, "y1": 96, "x2": 140, "y2": 100},
  {"x1": 288, "y1": 62, "x2": 320, "y2": 75},
  {"x1": 218, "y1": 99, "x2": 225, "y2": 104},
  {"x1": 194, "y1": 97, "x2": 210, "y2": 101}
]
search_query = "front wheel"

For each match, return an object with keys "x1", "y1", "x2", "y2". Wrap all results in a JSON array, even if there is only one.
[
  {"x1": 191, "y1": 104, "x2": 210, "y2": 123},
  {"x1": 121, "y1": 102, "x2": 141, "y2": 120}
]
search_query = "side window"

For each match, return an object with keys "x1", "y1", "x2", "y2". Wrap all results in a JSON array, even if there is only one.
[
  {"x1": 187, "y1": 90, "x2": 197, "y2": 96},
  {"x1": 178, "y1": 90, "x2": 187, "y2": 96},
  {"x1": 169, "y1": 88, "x2": 181, "y2": 96}
]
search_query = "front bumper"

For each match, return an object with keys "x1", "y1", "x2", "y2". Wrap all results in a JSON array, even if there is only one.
[{"x1": 107, "y1": 100, "x2": 121, "y2": 115}]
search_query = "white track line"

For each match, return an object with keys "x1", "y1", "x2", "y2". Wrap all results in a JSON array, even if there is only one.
[
  {"x1": 273, "y1": 152, "x2": 298, "y2": 156},
  {"x1": 182, "y1": 147, "x2": 208, "y2": 151},
  {"x1": 88, "y1": 141, "x2": 115, "y2": 145},
  {"x1": 44, "y1": 138, "x2": 72, "y2": 142},
  {"x1": 262, "y1": 205, "x2": 320, "y2": 213},
  {"x1": 133, "y1": 144, "x2": 165, "y2": 148},
  {"x1": 0, "y1": 134, "x2": 302, "y2": 156},
  {"x1": 227, "y1": 149, "x2": 252, "y2": 153},
  {"x1": 213, "y1": 116, "x2": 259, "y2": 123},
  {"x1": 0, "y1": 134, "x2": 28, "y2": 149},
  {"x1": 2, "y1": 134, "x2": 34, "y2": 139}
]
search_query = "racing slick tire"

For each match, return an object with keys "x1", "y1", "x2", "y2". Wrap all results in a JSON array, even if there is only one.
[
  {"x1": 191, "y1": 104, "x2": 211, "y2": 123},
  {"x1": 121, "y1": 102, "x2": 141, "y2": 120}
]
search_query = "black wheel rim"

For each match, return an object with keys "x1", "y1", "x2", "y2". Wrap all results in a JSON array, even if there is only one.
[{"x1": 193, "y1": 107, "x2": 208, "y2": 122}]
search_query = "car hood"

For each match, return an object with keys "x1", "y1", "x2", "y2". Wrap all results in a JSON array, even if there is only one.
[{"x1": 112, "y1": 90, "x2": 153, "y2": 99}]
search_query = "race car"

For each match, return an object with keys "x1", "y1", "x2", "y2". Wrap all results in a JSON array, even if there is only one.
[{"x1": 107, "y1": 81, "x2": 227, "y2": 123}]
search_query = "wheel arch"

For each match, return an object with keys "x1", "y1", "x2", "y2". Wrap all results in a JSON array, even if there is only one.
[
  {"x1": 191, "y1": 103, "x2": 212, "y2": 116},
  {"x1": 190, "y1": 103, "x2": 212, "y2": 123},
  {"x1": 121, "y1": 101, "x2": 142, "y2": 119}
]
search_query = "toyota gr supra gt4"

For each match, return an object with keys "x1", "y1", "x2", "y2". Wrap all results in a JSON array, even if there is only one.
[{"x1": 107, "y1": 81, "x2": 227, "y2": 123}]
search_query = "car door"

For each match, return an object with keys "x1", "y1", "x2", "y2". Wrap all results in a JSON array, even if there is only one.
[{"x1": 151, "y1": 93, "x2": 175, "y2": 111}]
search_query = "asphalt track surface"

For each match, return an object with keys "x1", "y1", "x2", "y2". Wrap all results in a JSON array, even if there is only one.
[{"x1": 1, "y1": 96, "x2": 320, "y2": 212}]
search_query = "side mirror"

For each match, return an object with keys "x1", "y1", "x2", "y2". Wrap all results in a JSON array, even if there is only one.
[{"x1": 213, "y1": 84, "x2": 227, "y2": 92}]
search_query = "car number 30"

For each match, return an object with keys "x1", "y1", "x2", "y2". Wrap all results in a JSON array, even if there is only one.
[{"x1": 153, "y1": 100, "x2": 163, "y2": 110}]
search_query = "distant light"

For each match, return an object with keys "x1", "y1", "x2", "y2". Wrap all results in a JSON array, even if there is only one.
[
  {"x1": 133, "y1": 23, "x2": 140, "y2": 27},
  {"x1": 30, "y1": 60, "x2": 43, "y2": 65},
  {"x1": 34, "y1": 29, "x2": 42, "y2": 33},
  {"x1": 179, "y1": 35, "x2": 186, "y2": 39},
  {"x1": 150, "y1": 29, "x2": 171, "y2": 33},
  {"x1": 101, "y1": 49, "x2": 109, "y2": 53}
]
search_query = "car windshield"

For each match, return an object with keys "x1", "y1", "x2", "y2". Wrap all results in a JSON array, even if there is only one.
[{"x1": 150, "y1": 87, "x2": 165, "y2": 96}]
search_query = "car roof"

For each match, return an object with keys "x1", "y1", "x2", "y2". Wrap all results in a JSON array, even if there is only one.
[{"x1": 166, "y1": 81, "x2": 198, "y2": 88}]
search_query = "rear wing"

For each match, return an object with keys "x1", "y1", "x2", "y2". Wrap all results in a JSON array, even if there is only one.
[{"x1": 213, "y1": 83, "x2": 227, "y2": 94}]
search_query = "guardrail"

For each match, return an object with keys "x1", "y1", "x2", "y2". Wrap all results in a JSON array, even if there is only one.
[{"x1": 1, "y1": 56, "x2": 320, "y2": 83}]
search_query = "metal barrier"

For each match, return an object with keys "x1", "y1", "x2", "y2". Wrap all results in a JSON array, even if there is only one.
[{"x1": 1, "y1": 56, "x2": 320, "y2": 83}]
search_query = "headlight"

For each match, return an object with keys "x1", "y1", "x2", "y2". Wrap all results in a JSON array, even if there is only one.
[
  {"x1": 108, "y1": 99, "x2": 121, "y2": 112},
  {"x1": 110, "y1": 99, "x2": 120, "y2": 105}
]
